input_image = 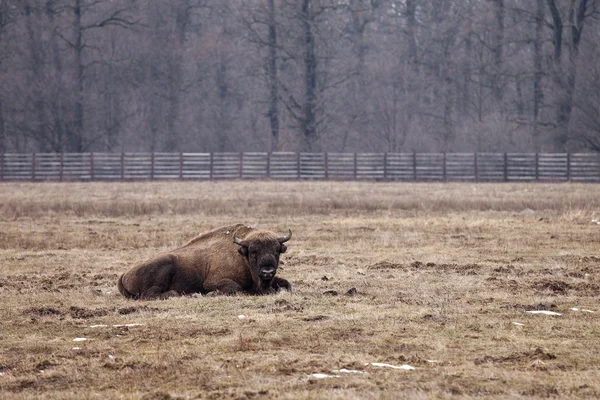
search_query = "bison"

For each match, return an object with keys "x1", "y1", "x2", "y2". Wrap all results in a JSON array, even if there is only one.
[{"x1": 117, "y1": 224, "x2": 292, "y2": 300}]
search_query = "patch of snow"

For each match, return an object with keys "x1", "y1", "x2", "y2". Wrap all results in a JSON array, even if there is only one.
[
  {"x1": 0, "y1": 372, "x2": 5, "y2": 377},
  {"x1": 367, "y1": 362, "x2": 416, "y2": 370},
  {"x1": 570, "y1": 308, "x2": 595, "y2": 313},
  {"x1": 89, "y1": 324, "x2": 108, "y2": 328},
  {"x1": 426, "y1": 360, "x2": 441, "y2": 363},
  {"x1": 108, "y1": 355, "x2": 115, "y2": 360},
  {"x1": 112, "y1": 323, "x2": 144, "y2": 327},
  {"x1": 334, "y1": 369, "x2": 367, "y2": 374},
  {"x1": 73, "y1": 338, "x2": 91, "y2": 342},
  {"x1": 72, "y1": 347, "x2": 82, "y2": 350},
  {"x1": 512, "y1": 322, "x2": 525, "y2": 326},
  {"x1": 526, "y1": 310, "x2": 562, "y2": 316},
  {"x1": 310, "y1": 373, "x2": 340, "y2": 379},
  {"x1": 238, "y1": 314, "x2": 246, "y2": 319},
  {"x1": 591, "y1": 220, "x2": 600, "y2": 225}
]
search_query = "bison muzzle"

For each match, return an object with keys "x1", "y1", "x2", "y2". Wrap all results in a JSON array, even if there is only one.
[{"x1": 118, "y1": 224, "x2": 292, "y2": 300}]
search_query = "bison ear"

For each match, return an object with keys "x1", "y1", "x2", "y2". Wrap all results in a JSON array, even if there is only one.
[
  {"x1": 280, "y1": 244, "x2": 287, "y2": 254},
  {"x1": 238, "y1": 246, "x2": 249, "y2": 257}
]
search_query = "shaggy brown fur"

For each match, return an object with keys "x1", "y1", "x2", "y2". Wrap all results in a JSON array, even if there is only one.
[{"x1": 118, "y1": 224, "x2": 292, "y2": 300}]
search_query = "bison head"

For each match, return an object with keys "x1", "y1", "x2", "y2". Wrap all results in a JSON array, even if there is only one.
[{"x1": 233, "y1": 229, "x2": 291, "y2": 288}]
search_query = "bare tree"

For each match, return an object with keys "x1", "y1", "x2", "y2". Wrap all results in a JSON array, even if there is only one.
[
  {"x1": 242, "y1": 0, "x2": 282, "y2": 151},
  {"x1": 545, "y1": 0, "x2": 597, "y2": 152}
]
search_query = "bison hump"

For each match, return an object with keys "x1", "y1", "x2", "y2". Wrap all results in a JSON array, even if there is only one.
[{"x1": 185, "y1": 224, "x2": 254, "y2": 246}]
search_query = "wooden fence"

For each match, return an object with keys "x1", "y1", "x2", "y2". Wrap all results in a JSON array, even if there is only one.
[{"x1": 0, "y1": 152, "x2": 599, "y2": 182}]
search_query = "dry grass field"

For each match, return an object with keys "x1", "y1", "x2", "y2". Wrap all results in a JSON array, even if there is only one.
[{"x1": 0, "y1": 181, "x2": 599, "y2": 399}]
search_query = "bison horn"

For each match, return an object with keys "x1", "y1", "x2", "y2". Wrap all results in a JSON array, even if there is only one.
[
  {"x1": 278, "y1": 229, "x2": 292, "y2": 243},
  {"x1": 232, "y1": 233, "x2": 249, "y2": 247}
]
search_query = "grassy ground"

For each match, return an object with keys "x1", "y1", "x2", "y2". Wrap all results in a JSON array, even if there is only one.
[{"x1": 0, "y1": 181, "x2": 599, "y2": 399}]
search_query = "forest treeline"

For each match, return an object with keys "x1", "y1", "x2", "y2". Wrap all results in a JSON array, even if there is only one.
[{"x1": 0, "y1": 0, "x2": 599, "y2": 153}]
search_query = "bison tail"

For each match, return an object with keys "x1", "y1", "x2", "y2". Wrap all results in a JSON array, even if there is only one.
[{"x1": 117, "y1": 274, "x2": 137, "y2": 299}]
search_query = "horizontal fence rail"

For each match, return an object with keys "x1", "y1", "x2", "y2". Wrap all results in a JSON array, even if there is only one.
[{"x1": 0, "y1": 152, "x2": 599, "y2": 182}]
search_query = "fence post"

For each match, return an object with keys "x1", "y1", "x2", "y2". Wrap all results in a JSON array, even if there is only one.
[
  {"x1": 90, "y1": 152, "x2": 94, "y2": 181},
  {"x1": 383, "y1": 152, "x2": 388, "y2": 180},
  {"x1": 535, "y1": 153, "x2": 539, "y2": 181},
  {"x1": 0, "y1": 152, "x2": 3, "y2": 182},
  {"x1": 474, "y1": 152, "x2": 478, "y2": 183},
  {"x1": 209, "y1": 152, "x2": 214, "y2": 180},
  {"x1": 179, "y1": 152, "x2": 183, "y2": 181},
  {"x1": 324, "y1": 152, "x2": 329, "y2": 180},
  {"x1": 503, "y1": 153, "x2": 508, "y2": 182},
  {"x1": 413, "y1": 152, "x2": 417, "y2": 181},
  {"x1": 297, "y1": 152, "x2": 301, "y2": 179},
  {"x1": 239, "y1": 152, "x2": 243, "y2": 179},
  {"x1": 32, "y1": 152, "x2": 36, "y2": 182},
  {"x1": 353, "y1": 153, "x2": 357, "y2": 179},
  {"x1": 266, "y1": 152, "x2": 271, "y2": 179},
  {"x1": 120, "y1": 152, "x2": 125, "y2": 181},
  {"x1": 442, "y1": 152, "x2": 447, "y2": 182},
  {"x1": 151, "y1": 152, "x2": 155, "y2": 180},
  {"x1": 60, "y1": 153, "x2": 64, "y2": 182},
  {"x1": 567, "y1": 153, "x2": 571, "y2": 181}
]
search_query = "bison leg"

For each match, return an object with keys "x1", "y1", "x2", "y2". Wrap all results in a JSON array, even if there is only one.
[
  {"x1": 140, "y1": 288, "x2": 181, "y2": 300},
  {"x1": 271, "y1": 277, "x2": 291, "y2": 292},
  {"x1": 203, "y1": 279, "x2": 242, "y2": 295},
  {"x1": 126, "y1": 255, "x2": 180, "y2": 300}
]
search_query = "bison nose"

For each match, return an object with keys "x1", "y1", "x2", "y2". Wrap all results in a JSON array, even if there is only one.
[{"x1": 260, "y1": 266, "x2": 276, "y2": 279}]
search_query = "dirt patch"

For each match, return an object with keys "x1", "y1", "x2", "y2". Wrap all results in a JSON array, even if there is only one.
[
  {"x1": 118, "y1": 306, "x2": 160, "y2": 315},
  {"x1": 272, "y1": 299, "x2": 304, "y2": 312},
  {"x1": 302, "y1": 315, "x2": 329, "y2": 322},
  {"x1": 474, "y1": 348, "x2": 556, "y2": 366},
  {"x1": 369, "y1": 261, "x2": 403, "y2": 270},
  {"x1": 492, "y1": 265, "x2": 523, "y2": 274},
  {"x1": 140, "y1": 392, "x2": 176, "y2": 400},
  {"x1": 23, "y1": 307, "x2": 64, "y2": 317},
  {"x1": 4, "y1": 373, "x2": 75, "y2": 393},
  {"x1": 410, "y1": 261, "x2": 482, "y2": 275},
  {"x1": 486, "y1": 277, "x2": 519, "y2": 290},
  {"x1": 35, "y1": 359, "x2": 59, "y2": 370},
  {"x1": 532, "y1": 278, "x2": 600, "y2": 296},
  {"x1": 69, "y1": 306, "x2": 111, "y2": 319},
  {"x1": 571, "y1": 282, "x2": 600, "y2": 295},
  {"x1": 369, "y1": 261, "x2": 482, "y2": 274},
  {"x1": 1, "y1": 272, "x2": 112, "y2": 292},
  {"x1": 532, "y1": 279, "x2": 571, "y2": 294},
  {"x1": 501, "y1": 303, "x2": 558, "y2": 311}
]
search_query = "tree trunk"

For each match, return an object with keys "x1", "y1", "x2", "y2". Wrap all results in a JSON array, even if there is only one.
[
  {"x1": 266, "y1": 0, "x2": 280, "y2": 151},
  {"x1": 493, "y1": 0, "x2": 504, "y2": 103},
  {"x1": 301, "y1": 0, "x2": 318, "y2": 152},
  {"x1": 71, "y1": 0, "x2": 85, "y2": 152},
  {"x1": 532, "y1": 0, "x2": 545, "y2": 151},
  {"x1": 215, "y1": 57, "x2": 230, "y2": 153},
  {"x1": 0, "y1": 99, "x2": 5, "y2": 152},
  {"x1": 546, "y1": 0, "x2": 588, "y2": 152},
  {"x1": 24, "y1": 2, "x2": 47, "y2": 151}
]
